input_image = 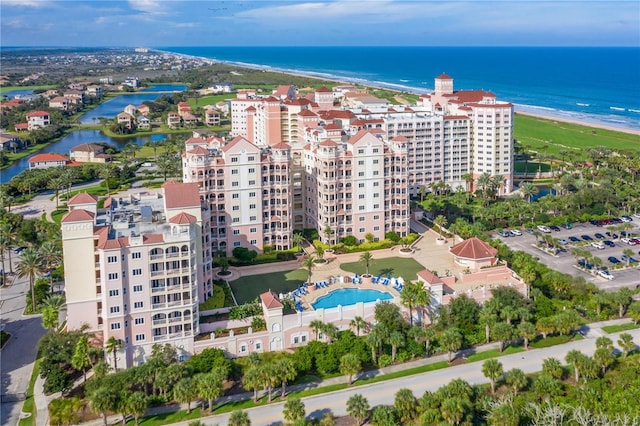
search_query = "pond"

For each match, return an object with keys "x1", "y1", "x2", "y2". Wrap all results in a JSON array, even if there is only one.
[
  {"x1": 530, "y1": 185, "x2": 557, "y2": 201},
  {"x1": 1, "y1": 89, "x2": 35, "y2": 98},
  {"x1": 2, "y1": 130, "x2": 167, "y2": 182},
  {"x1": 80, "y1": 84, "x2": 187, "y2": 124}
]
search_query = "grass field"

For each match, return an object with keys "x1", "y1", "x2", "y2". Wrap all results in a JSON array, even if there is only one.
[
  {"x1": 514, "y1": 161, "x2": 551, "y2": 173},
  {"x1": 340, "y1": 257, "x2": 425, "y2": 281},
  {"x1": 187, "y1": 94, "x2": 234, "y2": 108},
  {"x1": 466, "y1": 346, "x2": 524, "y2": 362},
  {"x1": 229, "y1": 269, "x2": 308, "y2": 304},
  {"x1": 601, "y1": 322, "x2": 640, "y2": 334},
  {"x1": 514, "y1": 113, "x2": 640, "y2": 158}
]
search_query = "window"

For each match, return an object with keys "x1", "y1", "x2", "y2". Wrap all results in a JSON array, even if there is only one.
[
  {"x1": 374, "y1": 204, "x2": 380, "y2": 209},
  {"x1": 293, "y1": 336, "x2": 299, "y2": 344},
  {"x1": 373, "y1": 148, "x2": 379, "y2": 153},
  {"x1": 232, "y1": 217, "x2": 239, "y2": 223},
  {"x1": 250, "y1": 216, "x2": 257, "y2": 221},
  {"x1": 231, "y1": 157, "x2": 238, "y2": 163},
  {"x1": 358, "y1": 194, "x2": 365, "y2": 199},
  {"x1": 110, "y1": 323, "x2": 121, "y2": 330},
  {"x1": 358, "y1": 183, "x2": 364, "y2": 188},
  {"x1": 108, "y1": 273, "x2": 118, "y2": 280},
  {"x1": 373, "y1": 159, "x2": 379, "y2": 164},
  {"x1": 358, "y1": 160, "x2": 364, "y2": 165},
  {"x1": 135, "y1": 318, "x2": 144, "y2": 325},
  {"x1": 359, "y1": 228, "x2": 365, "y2": 233},
  {"x1": 359, "y1": 217, "x2": 365, "y2": 222},
  {"x1": 248, "y1": 168, "x2": 255, "y2": 173},
  {"x1": 131, "y1": 252, "x2": 141, "y2": 259},
  {"x1": 133, "y1": 285, "x2": 143, "y2": 292},
  {"x1": 250, "y1": 239, "x2": 257, "y2": 245},
  {"x1": 108, "y1": 289, "x2": 119, "y2": 297},
  {"x1": 132, "y1": 268, "x2": 142, "y2": 276},
  {"x1": 107, "y1": 256, "x2": 118, "y2": 263},
  {"x1": 359, "y1": 206, "x2": 365, "y2": 211},
  {"x1": 250, "y1": 228, "x2": 257, "y2": 233},
  {"x1": 249, "y1": 204, "x2": 256, "y2": 209},
  {"x1": 232, "y1": 182, "x2": 239, "y2": 187},
  {"x1": 232, "y1": 194, "x2": 239, "y2": 199},
  {"x1": 373, "y1": 171, "x2": 379, "y2": 176},
  {"x1": 358, "y1": 172, "x2": 364, "y2": 177},
  {"x1": 249, "y1": 180, "x2": 256, "y2": 185},
  {"x1": 232, "y1": 206, "x2": 239, "y2": 211},
  {"x1": 239, "y1": 344, "x2": 247, "y2": 353},
  {"x1": 231, "y1": 169, "x2": 238, "y2": 175},
  {"x1": 233, "y1": 229, "x2": 240, "y2": 235},
  {"x1": 255, "y1": 342, "x2": 262, "y2": 350},
  {"x1": 249, "y1": 192, "x2": 256, "y2": 197},
  {"x1": 135, "y1": 334, "x2": 145, "y2": 341},
  {"x1": 374, "y1": 226, "x2": 380, "y2": 231},
  {"x1": 233, "y1": 242, "x2": 241, "y2": 247},
  {"x1": 110, "y1": 306, "x2": 120, "y2": 314},
  {"x1": 358, "y1": 149, "x2": 364, "y2": 154},
  {"x1": 248, "y1": 156, "x2": 255, "y2": 161},
  {"x1": 134, "y1": 301, "x2": 144, "y2": 309},
  {"x1": 373, "y1": 182, "x2": 379, "y2": 187}
]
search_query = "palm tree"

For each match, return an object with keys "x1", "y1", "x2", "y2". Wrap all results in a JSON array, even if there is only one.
[
  {"x1": 618, "y1": 333, "x2": 635, "y2": 358},
  {"x1": 482, "y1": 359, "x2": 504, "y2": 394},
  {"x1": 126, "y1": 392, "x2": 148, "y2": 426},
  {"x1": 441, "y1": 397, "x2": 467, "y2": 425},
  {"x1": 98, "y1": 163, "x2": 118, "y2": 193},
  {"x1": 542, "y1": 357, "x2": 564, "y2": 379},
  {"x1": 228, "y1": 410, "x2": 251, "y2": 426},
  {"x1": 565, "y1": 349, "x2": 585, "y2": 382},
  {"x1": 275, "y1": 356, "x2": 297, "y2": 398},
  {"x1": 259, "y1": 361, "x2": 277, "y2": 403},
  {"x1": 301, "y1": 255, "x2": 315, "y2": 283},
  {"x1": 394, "y1": 388, "x2": 418, "y2": 424},
  {"x1": 71, "y1": 336, "x2": 92, "y2": 382},
  {"x1": 292, "y1": 232, "x2": 304, "y2": 254},
  {"x1": 346, "y1": 394, "x2": 369, "y2": 426},
  {"x1": 492, "y1": 322, "x2": 514, "y2": 352},
  {"x1": 339, "y1": 353, "x2": 362, "y2": 386},
  {"x1": 196, "y1": 372, "x2": 224, "y2": 413},
  {"x1": 88, "y1": 387, "x2": 118, "y2": 426},
  {"x1": 623, "y1": 248, "x2": 634, "y2": 267},
  {"x1": 518, "y1": 321, "x2": 537, "y2": 350},
  {"x1": 323, "y1": 224, "x2": 334, "y2": 249},
  {"x1": 433, "y1": 214, "x2": 448, "y2": 239},
  {"x1": 105, "y1": 336, "x2": 122, "y2": 371},
  {"x1": 519, "y1": 182, "x2": 538, "y2": 202},
  {"x1": 359, "y1": 251, "x2": 373, "y2": 275},
  {"x1": 283, "y1": 397, "x2": 306, "y2": 424},
  {"x1": 309, "y1": 319, "x2": 325, "y2": 341},
  {"x1": 173, "y1": 377, "x2": 197, "y2": 413},
  {"x1": 399, "y1": 280, "x2": 427, "y2": 326},
  {"x1": 388, "y1": 330, "x2": 405, "y2": 362},
  {"x1": 505, "y1": 368, "x2": 527, "y2": 395},
  {"x1": 349, "y1": 316, "x2": 368, "y2": 337},
  {"x1": 242, "y1": 365, "x2": 262, "y2": 402},
  {"x1": 16, "y1": 247, "x2": 44, "y2": 312},
  {"x1": 440, "y1": 327, "x2": 463, "y2": 362},
  {"x1": 409, "y1": 325, "x2": 436, "y2": 356},
  {"x1": 39, "y1": 240, "x2": 61, "y2": 292},
  {"x1": 366, "y1": 326, "x2": 384, "y2": 364},
  {"x1": 593, "y1": 347, "x2": 615, "y2": 375}
]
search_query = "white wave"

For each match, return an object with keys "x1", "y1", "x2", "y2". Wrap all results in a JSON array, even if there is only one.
[
  {"x1": 576, "y1": 103, "x2": 590, "y2": 107},
  {"x1": 629, "y1": 109, "x2": 640, "y2": 113},
  {"x1": 610, "y1": 106, "x2": 626, "y2": 111},
  {"x1": 399, "y1": 79, "x2": 410, "y2": 83}
]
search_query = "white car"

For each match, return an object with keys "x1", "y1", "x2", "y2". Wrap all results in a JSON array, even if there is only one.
[
  {"x1": 591, "y1": 241, "x2": 605, "y2": 250},
  {"x1": 537, "y1": 225, "x2": 552, "y2": 233},
  {"x1": 621, "y1": 216, "x2": 632, "y2": 223},
  {"x1": 510, "y1": 229, "x2": 522, "y2": 236},
  {"x1": 621, "y1": 238, "x2": 636, "y2": 245},
  {"x1": 598, "y1": 270, "x2": 614, "y2": 280}
]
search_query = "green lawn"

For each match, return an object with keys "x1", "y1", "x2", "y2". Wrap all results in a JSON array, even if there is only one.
[
  {"x1": 18, "y1": 359, "x2": 41, "y2": 426},
  {"x1": 187, "y1": 94, "x2": 234, "y2": 108},
  {"x1": 466, "y1": 346, "x2": 524, "y2": 362},
  {"x1": 514, "y1": 161, "x2": 551, "y2": 173},
  {"x1": 601, "y1": 322, "x2": 640, "y2": 334},
  {"x1": 228, "y1": 269, "x2": 309, "y2": 304},
  {"x1": 340, "y1": 257, "x2": 425, "y2": 281},
  {"x1": 514, "y1": 113, "x2": 640, "y2": 158},
  {"x1": 529, "y1": 333, "x2": 583, "y2": 349}
]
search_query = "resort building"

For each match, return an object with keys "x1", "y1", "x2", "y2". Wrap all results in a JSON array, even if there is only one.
[
  {"x1": 28, "y1": 153, "x2": 68, "y2": 170},
  {"x1": 60, "y1": 182, "x2": 210, "y2": 369},
  {"x1": 26, "y1": 110, "x2": 51, "y2": 130}
]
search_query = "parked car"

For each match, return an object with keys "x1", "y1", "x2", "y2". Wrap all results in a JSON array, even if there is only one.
[
  {"x1": 604, "y1": 240, "x2": 615, "y2": 247},
  {"x1": 562, "y1": 223, "x2": 574, "y2": 229},
  {"x1": 497, "y1": 230, "x2": 510, "y2": 237},
  {"x1": 537, "y1": 225, "x2": 552, "y2": 233},
  {"x1": 581, "y1": 235, "x2": 593, "y2": 241},
  {"x1": 591, "y1": 241, "x2": 605, "y2": 250},
  {"x1": 621, "y1": 216, "x2": 633, "y2": 222},
  {"x1": 633, "y1": 213, "x2": 640, "y2": 219},
  {"x1": 608, "y1": 256, "x2": 621, "y2": 264},
  {"x1": 558, "y1": 238, "x2": 569, "y2": 245},
  {"x1": 510, "y1": 229, "x2": 522, "y2": 236},
  {"x1": 621, "y1": 255, "x2": 638, "y2": 263},
  {"x1": 578, "y1": 259, "x2": 593, "y2": 269},
  {"x1": 621, "y1": 238, "x2": 637, "y2": 246},
  {"x1": 598, "y1": 270, "x2": 615, "y2": 280},
  {"x1": 550, "y1": 225, "x2": 561, "y2": 232},
  {"x1": 594, "y1": 233, "x2": 605, "y2": 239},
  {"x1": 14, "y1": 246, "x2": 26, "y2": 254},
  {"x1": 569, "y1": 236, "x2": 581, "y2": 243}
]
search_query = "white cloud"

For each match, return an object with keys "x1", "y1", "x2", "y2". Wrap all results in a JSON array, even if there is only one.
[
  {"x1": 2, "y1": 0, "x2": 49, "y2": 7},
  {"x1": 128, "y1": 0, "x2": 167, "y2": 15}
]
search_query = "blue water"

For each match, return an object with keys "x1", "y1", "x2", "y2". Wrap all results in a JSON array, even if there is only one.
[
  {"x1": 1, "y1": 130, "x2": 167, "y2": 183},
  {"x1": 159, "y1": 46, "x2": 640, "y2": 131},
  {"x1": 140, "y1": 84, "x2": 188, "y2": 92},
  {"x1": 311, "y1": 288, "x2": 393, "y2": 310},
  {"x1": 80, "y1": 89, "x2": 184, "y2": 124},
  {"x1": 1, "y1": 89, "x2": 35, "y2": 98}
]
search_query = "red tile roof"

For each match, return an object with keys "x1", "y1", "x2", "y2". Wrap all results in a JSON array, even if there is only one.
[
  {"x1": 316, "y1": 86, "x2": 332, "y2": 93},
  {"x1": 26, "y1": 110, "x2": 50, "y2": 117},
  {"x1": 169, "y1": 212, "x2": 197, "y2": 224},
  {"x1": 392, "y1": 135, "x2": 409, "y2": 142},
  {"x1": 347, "y1": 129, "x2": 371, "y2": 145},
  {"x1": 260, "y1": 291, "x2": 283, "y2": 309},
  {"x1": 272, "y1": 142, "x2": 291, "y2": 149},
  {"x1": 61, "y1": 209, "x2": 95, "y2": 223},
  {"x1": 298, "y1": 109, "x2": 317, "y2": 117},
  {"x1": 28, "y1": 153, "x2": 67, "y2": 163},
  {"x1": 324, "y1": 123, "x2": 342, "y2": 130},
  {"x1": 319, "y1": 139, "x2": 338, "y2": 147},
  {"x1": 67, "y1": 192, "x2": 98, "y2": 205},
  {"x1": 450, "y1": 237, "x2": 497, "y2": 260},
  {"x1": 162, "y1": 181, "x2": 201, "y2": 209},
  {"x1": 71, "y1": 143, "x2": 103, "y2": 153},
  {"x1": 444, "y1": 115, "x2": 471, "y2": 120},
  {"x1": 417, "y1": 269, "x2": 443, "y2": 284},
  {"x1": 14, "y1": 123, "x2": 29, "y2": 130},
  {"x1": 188, "y1": 146, "x2": 209, "y2": 155},
  {"x1": 435, "y1": 73, "x2": 453, "y2": 80}
]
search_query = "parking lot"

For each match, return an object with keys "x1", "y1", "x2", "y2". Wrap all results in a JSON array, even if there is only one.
[{"x1": 496, "y1": 218, "x2": 640, "y2": 291}]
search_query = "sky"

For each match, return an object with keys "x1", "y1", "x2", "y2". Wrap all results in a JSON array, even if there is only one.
[{"x1": 1, "y1": 0, "x2": 639, "y2": 47}]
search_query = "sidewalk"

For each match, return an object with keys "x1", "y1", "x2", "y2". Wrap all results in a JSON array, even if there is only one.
[{"x1": 47, "y1": 317, "x2": 634, "y2": 426}]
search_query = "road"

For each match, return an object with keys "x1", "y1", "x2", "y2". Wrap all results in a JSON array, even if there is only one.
[
  {"x1": 168, "y1": 327, "x2": 640, "y2": 426},
  {"x1": 0, "y1": 253, "x2": 47, "y2": 426}
]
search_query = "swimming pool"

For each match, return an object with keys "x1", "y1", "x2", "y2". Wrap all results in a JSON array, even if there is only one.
[{"x1": 311, "y1": 288, "x2": 393, "y2": 310}]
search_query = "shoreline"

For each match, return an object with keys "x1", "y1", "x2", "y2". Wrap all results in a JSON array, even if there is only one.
[{"x1": 514, "y1": 111, "x2": 640, "y2": 136}]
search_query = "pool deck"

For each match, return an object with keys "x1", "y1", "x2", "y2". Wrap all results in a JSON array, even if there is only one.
[{"x1": 296, "y1": 276, "x2": 402, "y2": 310}]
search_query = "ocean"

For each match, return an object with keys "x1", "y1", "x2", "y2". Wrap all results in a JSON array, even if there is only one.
[{"x1": 160, "y1": 46, "x2": 640, "y2": 132}]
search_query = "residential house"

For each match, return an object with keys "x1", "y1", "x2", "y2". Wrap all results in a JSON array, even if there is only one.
[
  {"x1": 28, "y1": 153, "x2": 68, "y2": 170},
  {"x1": 177, "y1": 102, "x2": 192, "y2": 117},
  {"x1": 49, "y1": 97, "x2": 71, "y2": 111},
  {"x1": 124, "y1": 104, "x2": 137, "y2": 116},
  {"x1": 86, "y1": 85, "x2": 103, "y2": 98},
  {"x1": 26, "y1": 111, "x2": 51, "y2": 130},
  {"x1": 63, "y1": 90, "x2": 85, "y2": 105},
  {"x1": 167, "y1": 112, "x2": 181, "y2": 128},
  {"x1": 117, "y1": 112, "x2": 135, "y2": 129},
  {"x1": 207, "y1": 83, "x2": 233, "y2": 93},
  {"x1": 204, "y1": 108, "x2": 220, "y2": 126},
  {"x1": 0, "y1": 132, "x2": 21, "y2": 152},
  {"x1": 182, "y1": 113, "x2": 198, "y2": 127},
  {"x1": 137, "y1": 104, "x2": 150, "y2": 116},
  {"x1": 137, "y1": 116, "x2": 151, "y2": 130},
  {"x1": 70, "y1": 143, "x2": 112, "y2": 163}
]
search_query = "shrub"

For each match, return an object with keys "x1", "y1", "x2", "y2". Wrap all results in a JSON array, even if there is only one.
[
  {"x1": 378, "y1": 354, "x2": 393, "y2": 368},
  {"x1": 276, "y1": 252, "x2": 296, "y2": 261},
  {"x1": 342, "y1": 235, "x2": 358, "y2": 246}
]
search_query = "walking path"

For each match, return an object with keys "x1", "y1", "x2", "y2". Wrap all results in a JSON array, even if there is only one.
[{"x1": 71, "y1": 318, "x2": 637, "y2": 426}]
